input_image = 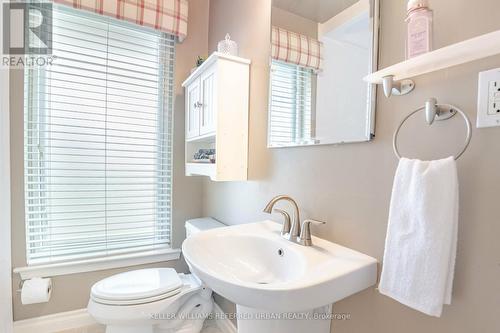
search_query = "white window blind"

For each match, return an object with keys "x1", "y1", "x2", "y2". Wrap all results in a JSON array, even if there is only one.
[
  {"x1": 24, "y1": 6, "x2": 175, "y2": 265},
  {"x1": 268, "y1": 59, "x2": 313, "y2": 147}
]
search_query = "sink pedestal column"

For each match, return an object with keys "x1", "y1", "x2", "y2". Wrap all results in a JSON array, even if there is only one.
[{"x1": 236, "y1": 304, "x2": 332, "y2": 333}]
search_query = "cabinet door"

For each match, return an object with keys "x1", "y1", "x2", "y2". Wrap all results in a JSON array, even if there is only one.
[
  {"x1": 186, "y1": 78, "x2": 201, "y2": 139},
  {"x1": 199, "y1": 65, "x2": 217, "y2": 135}
]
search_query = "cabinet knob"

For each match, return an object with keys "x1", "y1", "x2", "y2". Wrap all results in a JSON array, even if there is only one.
[{"x1": 194, "y1": 101, "x2": 203, "y2": 108}]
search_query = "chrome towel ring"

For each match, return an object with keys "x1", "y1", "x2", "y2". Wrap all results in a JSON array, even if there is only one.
[{"x1": 393, "y1": 98, "x2": 472, "y2": 160}]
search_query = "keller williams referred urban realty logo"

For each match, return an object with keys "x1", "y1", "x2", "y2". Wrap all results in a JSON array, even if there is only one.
[{"x1": 2, "y1": 1, "x2": 56, "y2": 67}]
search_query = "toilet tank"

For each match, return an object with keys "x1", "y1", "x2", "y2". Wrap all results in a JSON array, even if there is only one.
[{"x1": 185, "y1": 217, "x2": 226, "y2": 238}]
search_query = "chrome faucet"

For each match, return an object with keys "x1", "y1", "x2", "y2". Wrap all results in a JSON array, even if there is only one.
[
  {"x1": 298, "y1": 219, "x2": 326, "y2": 246},
  {"x1": 272, "y1": 208, "x2": 291, "y2": 236},
  {"x1": 263, "y1": 195, "x2": 301, "y2": 241}
]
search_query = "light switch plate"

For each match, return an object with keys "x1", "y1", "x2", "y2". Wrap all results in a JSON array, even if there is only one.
[{"x1": 477, "y1": 68, "x2": 500, "y2": 128}]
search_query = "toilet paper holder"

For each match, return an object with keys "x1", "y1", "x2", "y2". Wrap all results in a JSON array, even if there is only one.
[
  {"x1": 16, "y1": 279, "x2": 54, "y2": 293},
  {"x1": 16, "y1": 277, "x2": 53, "y2": 293},
  {"x1": 16, "y1": 279, "x2": 54, "y2": 294},
  {"x1": 17, "y1": 277, "x2": 53, "y2": 305}
]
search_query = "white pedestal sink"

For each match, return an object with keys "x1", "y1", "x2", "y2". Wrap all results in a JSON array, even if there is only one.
[{"x1": 182, "y1": 220, "x2": 377, "y2": 333}]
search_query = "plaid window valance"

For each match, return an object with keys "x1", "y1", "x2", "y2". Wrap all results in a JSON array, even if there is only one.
[
  {"x1": 271, "y1": 26, "x2": 323, "y2": 71},
  {"x1": 53, "y1": 0, "x2": 188, "y2": 39}
]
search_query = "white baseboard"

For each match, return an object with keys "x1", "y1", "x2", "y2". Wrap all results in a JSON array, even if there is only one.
[
  {"x1": 213, "y1": 302, "x2": 237, "y2": 333},
  {"x1": 13, "y1": 309, "x2": 96, "y2": 333},
  {"x1": 13, "y1": 302, "x2": 237, "y2": 333}
]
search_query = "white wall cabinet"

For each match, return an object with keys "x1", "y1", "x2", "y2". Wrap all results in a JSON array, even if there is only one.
[
  {"x1": 186, "y1": 78, "x2": 201, "y2": 139},
  {"x1": 182, "y1": 52, "x2": 250, "y2": 181},
  {"x1": 199, "y1": 65, "x2": 217, "y2": 135}
]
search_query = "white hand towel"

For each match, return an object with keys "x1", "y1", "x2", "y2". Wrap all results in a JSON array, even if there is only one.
[{"x1": 378, "y1": 157, "x2": 459, "y2": 317}]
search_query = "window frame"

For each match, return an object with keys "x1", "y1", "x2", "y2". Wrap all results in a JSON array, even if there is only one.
[{"x1": 20, "y1": 5, "x2": 177, "y2": 270}]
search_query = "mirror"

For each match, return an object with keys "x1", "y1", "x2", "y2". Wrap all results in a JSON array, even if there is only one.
[{"x1": 268, "y1": 0, "x2": 379, "y2": 147}]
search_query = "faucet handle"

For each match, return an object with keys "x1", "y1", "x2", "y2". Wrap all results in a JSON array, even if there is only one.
[
  {"x1": 298, "y1": 219, "x2": 326, "y2": 246},
  {"x1": 273, "y1": 209, "x2": 291, "y2": 236}
]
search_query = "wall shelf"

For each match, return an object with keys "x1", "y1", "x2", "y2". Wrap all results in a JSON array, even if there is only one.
[
  {"x1": 185, "y1": 163, "x2": 216, "y2": 180},
  {"x1": 364, "y1": 29, "x2": 500, "y2": 96}
]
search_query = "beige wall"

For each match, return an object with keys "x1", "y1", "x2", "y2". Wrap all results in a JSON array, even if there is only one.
[
  {"x1": 10, "y1": 0, "x2": 209, "y2": 321},
  {"x1": 205, "y1": 0, "x2": 500, "y2": 332}
]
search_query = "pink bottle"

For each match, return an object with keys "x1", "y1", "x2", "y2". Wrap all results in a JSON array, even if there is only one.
[{"x1": 406, "y1": 0, "x2": 433, "y2": 59}]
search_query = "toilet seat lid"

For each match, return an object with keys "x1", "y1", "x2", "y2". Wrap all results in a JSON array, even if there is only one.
[{"x1": 91, "y1": 268, "x2": 182, "y2": 301}]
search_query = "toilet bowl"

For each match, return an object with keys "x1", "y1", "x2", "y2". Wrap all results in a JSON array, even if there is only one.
[{"x1": 87, "y1": 218, "x2": 226, "y2": 333}]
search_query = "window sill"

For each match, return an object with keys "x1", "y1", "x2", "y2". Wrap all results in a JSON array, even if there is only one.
[{"x1": 13, "y1": 248, "x2": 181, "y2": 280}]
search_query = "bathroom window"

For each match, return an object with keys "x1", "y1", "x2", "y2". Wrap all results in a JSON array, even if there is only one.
[
  {"x1": 24, "y1": 6, "x2": 175, "y2": 265},
  {"x1": 268, "y1": 59, "x2": 314, "y2": 146}
]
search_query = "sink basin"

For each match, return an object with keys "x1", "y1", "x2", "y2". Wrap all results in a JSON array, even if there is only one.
[{"x1": 182, "y1": 220, "x2": 377, "y2": 313}]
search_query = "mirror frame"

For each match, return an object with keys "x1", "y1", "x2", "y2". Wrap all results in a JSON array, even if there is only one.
[{"x1": 267, "y1": 0, "x2": 380, "y2": 148}]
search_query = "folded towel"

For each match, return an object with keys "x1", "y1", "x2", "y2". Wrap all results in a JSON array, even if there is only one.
[{"x1": 379, "y1": 157, "x2": 459, "y2": 317}]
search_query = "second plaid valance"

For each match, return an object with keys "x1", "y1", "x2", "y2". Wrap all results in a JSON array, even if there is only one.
[{"x1": 271, "y1": 26, "x2": 323, "y2": 71}]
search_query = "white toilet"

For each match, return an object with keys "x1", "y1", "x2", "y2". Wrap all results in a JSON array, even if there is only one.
[{"x1": 87, "y1": 218, "x2": 226, "y2": 333}]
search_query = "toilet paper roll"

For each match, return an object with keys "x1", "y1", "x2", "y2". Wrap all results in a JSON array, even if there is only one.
[{"x1": 21, "y1": 278, "x2": 52, "y2": 305}]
